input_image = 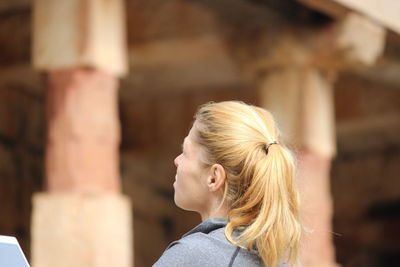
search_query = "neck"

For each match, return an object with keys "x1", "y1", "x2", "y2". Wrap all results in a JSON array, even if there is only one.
[{"x1": 199, "y1": 200, "x2": 229, "y2": 222}]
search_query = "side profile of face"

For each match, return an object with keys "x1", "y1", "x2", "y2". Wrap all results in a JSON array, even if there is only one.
[{"x1": 173, "y1": 124, "x2": 211, "y2": 214}]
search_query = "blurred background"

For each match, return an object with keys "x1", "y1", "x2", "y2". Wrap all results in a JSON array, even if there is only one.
[{"x1": 0, "y1": 0, "x2": 399, "y2": 267}]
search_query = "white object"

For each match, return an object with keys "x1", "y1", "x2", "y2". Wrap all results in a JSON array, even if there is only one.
[{"x1": 0, "y1": 235, "x2": 30, "y2": 267}]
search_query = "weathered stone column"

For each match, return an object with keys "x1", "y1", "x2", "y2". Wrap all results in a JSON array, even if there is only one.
[
  {"x1": 31, "y1": 1, "x2": 132, "y2": 267},
  {"x1": 259, "y1": 13, "x2": 386, "y2": 267},
  {"x1": 45, "y1": 69, "x2": 121, "y2": 193}
]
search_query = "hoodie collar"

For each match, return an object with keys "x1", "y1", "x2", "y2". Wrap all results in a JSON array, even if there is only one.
[{"x1": 183, "y1": 217, "x2": 227, "y2": 237}]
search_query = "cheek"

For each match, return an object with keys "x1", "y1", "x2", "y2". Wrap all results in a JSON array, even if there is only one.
[
  {"x1": 174, "y1": 164, "x2": 201, "y2": 209},
  {"x1": 175, "y1": 165, "x2": 190, "y2": 189}
]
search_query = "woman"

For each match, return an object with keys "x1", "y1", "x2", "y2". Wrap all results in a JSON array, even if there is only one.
[{"x1": 154, "y1": 101, "x2": 302, "y2": 267}]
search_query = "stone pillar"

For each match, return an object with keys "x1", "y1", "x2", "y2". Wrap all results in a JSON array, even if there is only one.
[
  {"x1": 31, "y1": 1, "x2": 132, "y2": 267},
  {"x1": 258, "y1": 13, "x2": 386, "y2": 267},
  {"x1": 45, "y1": 68, "x2": 121, "y2": 193}
]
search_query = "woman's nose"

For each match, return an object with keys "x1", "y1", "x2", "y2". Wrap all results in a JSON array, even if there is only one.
[{"x1": 174, "y1": 154, "x2": 180, "y2": 167}]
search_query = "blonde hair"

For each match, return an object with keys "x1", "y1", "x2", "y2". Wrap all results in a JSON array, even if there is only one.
[{"x1": 193, "y1": 101, "x2": 302, "y2": 267}]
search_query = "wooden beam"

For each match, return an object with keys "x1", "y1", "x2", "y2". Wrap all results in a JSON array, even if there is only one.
[
  {"x1": 298, "y1": 0, "x2": 348, "y2": 17},
  {"x1": 0, "y1": 8, "x2": 30, "y2": 66},
  {"x1": 357, "y1": 61, "x2": 400, "y2": 88},
  {"x1": 298, "y1": 0, "x2": 400, "y2": 35},
  {"x1": 124, "y1": 33, "x2": 250, "y2": 93},
  {"x1": 337, "y1": 113, "x2": 400, "y2": 153},
  {"x1": 0, "y1": 0, "x2": 30, "y2": 14},
  {"x1": 0, "y1": 64, "x2": 42, "y2": 96}
]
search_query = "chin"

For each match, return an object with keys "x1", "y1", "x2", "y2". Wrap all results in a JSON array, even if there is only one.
[
  {"x1": 174, "y1": 197, "x2": 185, "y2": 210},
  {"x1": 173, "y1": 192, "x2": 182, "y2": 208}
]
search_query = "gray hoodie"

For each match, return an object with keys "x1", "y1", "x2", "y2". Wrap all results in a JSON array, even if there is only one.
[{"x1": 153, "y1": 218, "x2": 287, "y2": 267}]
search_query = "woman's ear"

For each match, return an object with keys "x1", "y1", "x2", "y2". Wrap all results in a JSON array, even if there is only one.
[{"x1": 207, "y1": 164, "x2": 226, "y2": 192}]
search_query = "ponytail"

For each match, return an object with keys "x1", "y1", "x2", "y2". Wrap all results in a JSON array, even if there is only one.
[
  {"x1": 194, "y1": 101, "x2": 302, "y2": 267},
  {"x1": 225, "y1": 144, "x2": 301, "y2": 266}
]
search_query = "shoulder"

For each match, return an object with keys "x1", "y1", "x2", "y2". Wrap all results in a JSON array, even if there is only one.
[
  {"x1": 153, "y1": 229, "x2": 263, "y2": 267},
  {"x1": 152, "y1": 233, "x2": 219, "y2": 267}
]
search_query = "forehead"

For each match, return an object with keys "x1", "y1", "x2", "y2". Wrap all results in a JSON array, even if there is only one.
[{"x1": 183, "y1": 126, "x2": 198, "y2": 150}]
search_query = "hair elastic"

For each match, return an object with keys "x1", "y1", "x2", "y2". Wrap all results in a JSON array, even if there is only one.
[{"x1": 264, "y1": 141, "x2": 279, "y2": 153}]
